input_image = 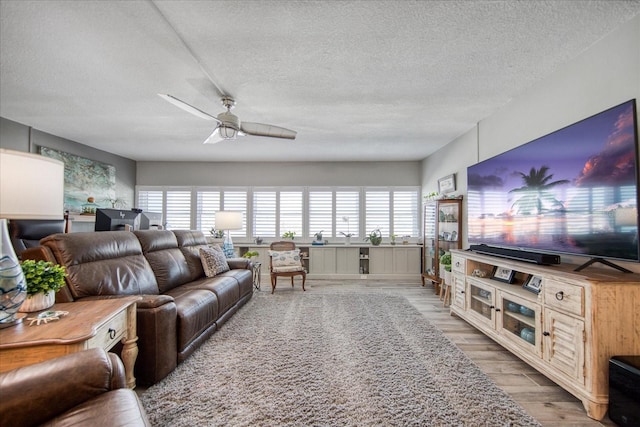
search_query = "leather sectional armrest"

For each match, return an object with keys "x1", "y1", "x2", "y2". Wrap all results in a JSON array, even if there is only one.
[
  {"x1": 227, "y1": 257, "x2": 252, "y2": 270},
  {"x1": 0, "y1": 348, "x2": 125, "y2": 427}
]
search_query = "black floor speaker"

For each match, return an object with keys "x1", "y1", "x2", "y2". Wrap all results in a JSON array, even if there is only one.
[{"x1": 609, "y1": 356, "x2": 640, "y2": 426}]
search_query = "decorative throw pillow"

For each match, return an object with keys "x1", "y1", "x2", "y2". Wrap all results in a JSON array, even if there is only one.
[
  {"x1": 200, "y1": 245, "x2": 230, "y2": 277},
  {"x1": 269, "y1": 249, "x2": 303, "y2": 272}
]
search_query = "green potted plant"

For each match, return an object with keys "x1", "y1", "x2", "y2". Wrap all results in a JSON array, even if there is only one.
[
  {"x1": 439, "y1": 252, "x2": 452, "y2": 284},
  {"x1": 243, "y1": 250, "x2": 259, "y2": 261},
  {"x1": 18, "y1": 260, "x2": 67, "y2": 312},
  {"x1": 282, "y1": 231, "x2": 296, "y2": 240},
  {"x1": 365, "y1": 228, "x2": 382, "y2": 246}
]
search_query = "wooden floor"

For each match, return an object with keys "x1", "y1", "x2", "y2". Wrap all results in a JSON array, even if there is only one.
[{"x1": 292, "y1": 279, "x2": 616, "y2": 427}]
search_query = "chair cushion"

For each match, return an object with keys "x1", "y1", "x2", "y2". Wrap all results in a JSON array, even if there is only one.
[
  {"x1": 199, "y1": 246, "x2": 230, "y2": 277},
  {"x1": 272, "y1": 265, "x2": 305, "y2": 273},
  {"x1": 269, "y1": 249, "x2": 302, "y2": 268}
]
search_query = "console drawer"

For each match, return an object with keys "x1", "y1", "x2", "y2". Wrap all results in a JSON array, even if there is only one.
[
  {"x1": 544, "y1": 280, "x2": 584, "y2": 317},
  {"x1": 452, "y1": 254, "x2": 465, "y2": 274},
  {"x1": 86, "y1": 309, "x2": 127, "y2": 350}
]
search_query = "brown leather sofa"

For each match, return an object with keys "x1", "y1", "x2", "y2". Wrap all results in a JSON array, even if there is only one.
[
  {"x1": 0, "y1": 348, "x2": 150, "y2": 427},
  {"x1": 24, "y1": 229, "x2": 253, "y2": 385}
]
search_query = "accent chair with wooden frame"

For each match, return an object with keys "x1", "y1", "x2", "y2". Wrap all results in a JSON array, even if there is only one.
[{"x1": 269, "y1": 241, "x2": 306, "y2": 294}]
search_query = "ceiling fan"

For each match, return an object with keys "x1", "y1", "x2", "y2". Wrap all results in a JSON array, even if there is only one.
[{"x1": 159, "y1": 94, "x2": 297, "y2": 144}]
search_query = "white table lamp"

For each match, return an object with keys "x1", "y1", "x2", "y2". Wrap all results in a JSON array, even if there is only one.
[
  {"x1": 0, "y1": 149, "x2": 64, "y2": 327},
  {"x1": 215, "y1": 211, "x2": 243, "y2": 258}
]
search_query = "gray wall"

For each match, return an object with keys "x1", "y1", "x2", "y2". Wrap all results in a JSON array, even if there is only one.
[
  {"x1": 421, "y1": 15, "x2": 640, "y2": 272},
  {"x1": 0, "y1": 117, "x2": 137, "y2": 208},
  {"x1": 137, "y1": 161, "x2": 421, "y2": 187}
]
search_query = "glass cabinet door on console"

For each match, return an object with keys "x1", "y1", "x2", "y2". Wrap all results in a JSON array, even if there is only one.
[
  {"x1": 421, "y1": 198, "x2": 462, "y2": 292},
  {"x1": 467, "y1": 280, "x2": 496, "y2": 328},
  {"x1": 498, "y1": 292, "x2": 542, "y2": 357}
]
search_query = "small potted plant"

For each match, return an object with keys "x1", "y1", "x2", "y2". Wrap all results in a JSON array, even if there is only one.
[
  {"x1": 19, "y1": 260, "x2": 67, "y2": 312},
  {"x1": 243, "y1": 250, "x2": 259, "y2": 261},
  {"x1": 314, "y1": 230, "x2": 324, "y2": 242},
  {"x1": 365, "y1": 228, "x2": 382, "y2": 246},
  {"x1": 282, "y1": 231, "x2": 296, "y2": 240},
  {"x1": 210, "y1": 228, "x2": 225, "y2": 239},
  {"x1": 439, "y1": 252, "x2": 452, "y2": 285}
]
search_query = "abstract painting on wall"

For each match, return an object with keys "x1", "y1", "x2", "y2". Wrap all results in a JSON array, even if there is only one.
[{"x1": 40, "y1": 147, "x2": 116, "y2": 213}]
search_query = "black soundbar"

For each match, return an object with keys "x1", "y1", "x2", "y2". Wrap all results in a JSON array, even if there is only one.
[{"x1": 469, "y1": 244, "x2": 561, "y2": 265}]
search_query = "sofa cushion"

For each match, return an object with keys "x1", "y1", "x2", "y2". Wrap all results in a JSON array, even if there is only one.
[
  {"x1": 40, "y1": 231, "x2": 159, "y2": 298},
  {"x1": 200, "y1": 246, "x2": 230, "y2": 277},
  {"x1": 173, "y1": 230, "x2": 208, "y2": 281},
  {"x1": 164, "y1": 288, "x2": 218, "y2": 353},
  {"x1": 134, "y1": 230, "x2": 193, "y2": 293}
]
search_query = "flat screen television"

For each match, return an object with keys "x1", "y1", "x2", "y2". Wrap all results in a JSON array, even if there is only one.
[
  {"x1": 137, "y1": 211, "x2": 163, "y2": 230},
  {"x1": 467, "y1": 99, "x2": 639, "y2": 269},
  {"x1": 94, "y1": 208, "x2": 139, "y2": 232}
]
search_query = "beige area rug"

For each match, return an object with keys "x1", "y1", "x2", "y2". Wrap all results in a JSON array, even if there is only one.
[{"x1": 141, "y1": 290, "x2": 541, "y2": 426}]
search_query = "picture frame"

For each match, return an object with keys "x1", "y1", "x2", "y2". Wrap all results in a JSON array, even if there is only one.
[
  {"x1": 523, "y1": 274, "x2": 543, "y2": 294},
  {"x1": 438, "y1": 173, "x2": 456, "y2": 194},
  {"x1": 441, "y1": 231, "x2": 450, "y2": 241},
  {"x1": 449, "y1": 230, "x2": 458, "y2": 241},
  {"x1": 491, "y1": 266, "x2": 515, "y2": 283}
]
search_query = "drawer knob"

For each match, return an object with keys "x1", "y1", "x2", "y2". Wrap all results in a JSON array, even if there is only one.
[
  {"x1": 543, "y1": 331, "x2": 550, "y2": 336},
  {"x1": 108, "y1": 328, "x2": 116, "y2": 339},
  {"x1": 555, "y1": 291, "x2": 564, "y2": 301}
]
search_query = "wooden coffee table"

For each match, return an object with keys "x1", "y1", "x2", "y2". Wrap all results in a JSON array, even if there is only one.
[{"x1": 0, "y1": 297, "x2": 140, "y2": 388}]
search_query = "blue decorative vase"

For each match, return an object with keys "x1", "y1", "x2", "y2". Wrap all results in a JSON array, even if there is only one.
[{"x1": 0, "y1": 219, "x2": 27, "y2": 327}]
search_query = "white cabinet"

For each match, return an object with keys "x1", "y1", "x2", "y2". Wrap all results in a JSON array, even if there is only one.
[
  {"x1": 543, "y1": 308, "x2": 585, "y2": 383},
  {"x1": 309, "y1": 247, "x2": 336, "y2": 274},
  {"x1": 237, "y1": 244, "x2": 421, "y2": 280},
  {"x1": 449, "y1": 249, "x2": 640, "y2": 421},
  {"x1": 336, "y1": 248, "x2": 360, "y2": 274},
  {"x1": 369, "y1": 247, "x2": 394, "y2": 274},
  {"x1": 393, "y1": 247, "x2": 421, "y2": 274},
  {"x1": 370, "y1": 247, "x2": 420, "y2": 275},
  {"x1": 451, "y1": 273, "x2": 466, "y2": 310}
]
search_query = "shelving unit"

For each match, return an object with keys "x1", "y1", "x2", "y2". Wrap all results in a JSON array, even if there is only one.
[{"x1": 421, "y1": 198, "x2": 463, "y2": 292}]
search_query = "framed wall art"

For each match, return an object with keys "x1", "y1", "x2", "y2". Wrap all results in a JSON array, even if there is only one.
[
  {"x1": 438, "y1": 173, "x2": 456, "y2": 194},
  {"x1": 40, "y1": 147, "x2": 116, "y2": 213}
]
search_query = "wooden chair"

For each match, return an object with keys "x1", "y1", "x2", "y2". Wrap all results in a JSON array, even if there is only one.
[{"x1": 269, "y1": 241, "x2": 306, "y2": 294}]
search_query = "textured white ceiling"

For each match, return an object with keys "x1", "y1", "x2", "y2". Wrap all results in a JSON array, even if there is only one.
[{"x1": 1, "y1": 1, "x2": 639, "y2": 162}]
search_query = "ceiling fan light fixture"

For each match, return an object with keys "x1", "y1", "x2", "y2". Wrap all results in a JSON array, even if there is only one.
[{"x1": 219, "y1": 126, "x2": 238, "y2": 139}]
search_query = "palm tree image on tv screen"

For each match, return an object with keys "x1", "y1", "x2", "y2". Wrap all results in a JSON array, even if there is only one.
[{"x1": 467, "y1": 99, "x2": 639, "y2": 262}]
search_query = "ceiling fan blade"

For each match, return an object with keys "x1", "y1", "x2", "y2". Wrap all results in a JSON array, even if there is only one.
[
  {"x1": 158, "y1": 93, "x2": 221, "y2": 123},
  {"x1": 203, "y1": 126, "x2": 223, "y2": 145},
  {"x1": 240, "y1": 122, "x2": 297, "y2": 140}
]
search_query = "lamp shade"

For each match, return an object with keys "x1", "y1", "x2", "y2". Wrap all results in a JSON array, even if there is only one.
[
  {"x1": 215, "y1": 211, "x2": 242, "y2": 230},
  {"x1": 0, "y1": 149, "x2": 64, "y2": 219}
]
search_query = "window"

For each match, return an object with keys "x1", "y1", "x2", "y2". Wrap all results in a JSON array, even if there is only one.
[
  {"x1": 309, "y1": 190, "x2": 332, "y2": 237},
  {"x1": 279, "y1": 191, "x2": 303, "y2": 237},
  {"x1": 197, "y1": 191, "x2": 221, "y2": 233},
  {"x1": 222, "y1": 191, "x2": 247, "y2": 237},
  {"x1": 253, "y1": 191, "x2": 276, "y2": 237},
  {"x1": 336, "y1": 190, "x2": 359, "y2": 237},
  {"x1": 393, "y1": 191, "x2": 419, "y2": 236},
  {"x1": 136, "y1": 186, "x2": 420, "y2": 238},
  {"x1": 165, "y1": 191, "x2": 191, "y2": 230},
  {"x1": 365, "y1": 190, "x2": 390, "y2": 236}
]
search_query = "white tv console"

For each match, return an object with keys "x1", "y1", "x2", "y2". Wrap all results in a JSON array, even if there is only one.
[{"x1": 449, "y1": 249, "x2": 640, "y2": 420}]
